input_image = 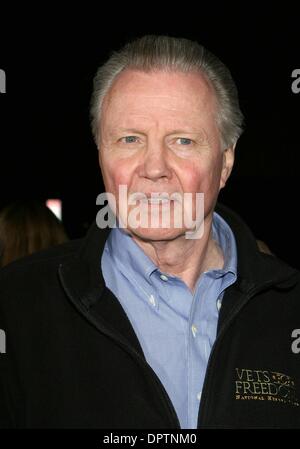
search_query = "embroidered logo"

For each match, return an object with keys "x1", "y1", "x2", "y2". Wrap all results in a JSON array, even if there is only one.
[{"x1": 235, "y1": 368, "x2": 299, "y2": 406}]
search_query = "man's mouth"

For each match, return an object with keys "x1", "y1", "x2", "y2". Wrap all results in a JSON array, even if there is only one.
[
  {"x1": 144, "y1": 197, "x2": 171, "y2": 205},
  {"x1": 129, "y1": 192, "x2": 181, "y2": 204}
]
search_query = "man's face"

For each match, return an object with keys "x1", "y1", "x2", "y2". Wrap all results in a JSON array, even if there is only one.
[{"x1": 98, "y1": 69, "x2": 234, "y2": 241}]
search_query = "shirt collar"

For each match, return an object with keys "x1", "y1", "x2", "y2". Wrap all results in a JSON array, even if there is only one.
[
  {"x1": 105, "y1": 227, "x2": 157, "y2": 284},
  {"x1": 211, "y1": 211, "x2": 237, "y2": 277}
]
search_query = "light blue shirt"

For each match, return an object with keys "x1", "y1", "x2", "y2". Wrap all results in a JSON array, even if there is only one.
[{"x1": 101, "y1": 212, "x2": 237, "y2": 429}]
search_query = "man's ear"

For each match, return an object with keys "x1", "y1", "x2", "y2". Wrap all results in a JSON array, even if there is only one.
[{"x1": 219, "y1": 144, "x2": 236, "y2": 190}]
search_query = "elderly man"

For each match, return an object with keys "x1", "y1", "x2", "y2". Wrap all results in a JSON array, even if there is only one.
[{"x1": 1, "y1": 35, "x2": 300, "y2": 429}]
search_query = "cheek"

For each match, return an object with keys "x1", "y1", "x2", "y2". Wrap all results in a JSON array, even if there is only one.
[
  {"x1": 177, "y1": 160, "x2": 210, "y2": 191},
  {"x1": 178, "y1": 155, "x2": 223, "y2": 195},
  {"x1": 101, "y1": 157, "x2": 135, "y2": 192}
]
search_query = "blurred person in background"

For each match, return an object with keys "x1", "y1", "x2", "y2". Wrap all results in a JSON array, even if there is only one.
[{"x1": 0, "y1": 200, "x2": 68, "y2": 268}]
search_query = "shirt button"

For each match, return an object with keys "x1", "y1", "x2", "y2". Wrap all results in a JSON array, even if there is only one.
[
  {"x1": 197, "y1": 391, "x2": 202, "y2": 401},
  {"x1": 217, "y1": 298, "x2": 222, "y2": 311},
  {"x1": 191, "y1": 324, "x2": 198, "y2": 337},
  {"x1": 160, "y1": 274, "x2": 168, "y2": 282},
  {"x1": 149, "y1": 295, "x2": 156, "y2": 306}
]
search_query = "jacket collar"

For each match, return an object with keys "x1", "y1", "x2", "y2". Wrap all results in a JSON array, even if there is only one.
[{"x1": 58, "y1": 223, "x2": 147, "y2": 357}]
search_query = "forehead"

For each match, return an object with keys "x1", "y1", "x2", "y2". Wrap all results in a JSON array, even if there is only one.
[{"x1": 102, "y1": 69, "x2": 217, "y2": 123}]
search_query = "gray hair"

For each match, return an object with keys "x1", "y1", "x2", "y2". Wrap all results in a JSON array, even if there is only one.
[{"x1": 90, "y1": 35, "x2": 244, "y2": 149}]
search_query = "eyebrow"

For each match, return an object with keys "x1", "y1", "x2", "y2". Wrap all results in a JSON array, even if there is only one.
[
  {"x1": 114, "y1": 128, "x2": 203, "y2": 135},
  {"x1": 114, "y1": 128, "x2": 147, "y2": 135},
  {"x1": 168, "y1": 129, "x2": 203, "y2": 135}
]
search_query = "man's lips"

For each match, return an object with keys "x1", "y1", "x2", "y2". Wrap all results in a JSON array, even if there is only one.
[
  {"x1": 128, "y1": 192, "x2": 182, "y2": 203},
  {"x1": 141, "y1": 197, "x2": 171, "y2": 205}
]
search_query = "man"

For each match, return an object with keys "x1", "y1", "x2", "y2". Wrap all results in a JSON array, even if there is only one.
[{"x1": 0, "y1": 35, "x2": 300, "y2": 429}]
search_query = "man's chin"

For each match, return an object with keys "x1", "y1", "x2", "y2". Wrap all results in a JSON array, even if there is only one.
[{"x1": 126, "y1": 226, "x2": 187, "y2": 242}]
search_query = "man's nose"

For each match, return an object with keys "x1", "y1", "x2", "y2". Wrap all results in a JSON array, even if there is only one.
[{"x1": 138, "y1": 143, "x2": 172, "y2": 181}]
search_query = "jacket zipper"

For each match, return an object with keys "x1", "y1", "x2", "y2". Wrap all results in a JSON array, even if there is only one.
[
  {"x1": 84, "y1": 310, "x2": 182, "y2": 428},
  {"x1": 59, "y1": 270, "x2": 181, "y2": 428}
]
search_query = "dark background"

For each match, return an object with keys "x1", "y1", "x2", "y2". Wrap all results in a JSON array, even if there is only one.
[{"x1": 0, "y1": 4, "x2": 299, "y2": 268}]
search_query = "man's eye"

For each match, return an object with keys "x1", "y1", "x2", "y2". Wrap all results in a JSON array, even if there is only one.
[
  {"x1": 176, "y1": 138, "x2": 193, "y2": 145},
  {"x1": 122, "y1": 136, "x2": 139, "y2": 143}
]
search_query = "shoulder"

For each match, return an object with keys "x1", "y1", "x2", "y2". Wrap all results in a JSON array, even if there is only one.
[
  {"x1": 0, "y1": 238, "x2": 83, "y2": 312},
  {"x1": 1, "y1": 238, "x2": 81, "y2": 278}
]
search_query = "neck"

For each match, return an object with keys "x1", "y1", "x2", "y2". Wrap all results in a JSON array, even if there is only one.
[{"x1": 132, "y1": 215, "x2": 224, "y2": 293}]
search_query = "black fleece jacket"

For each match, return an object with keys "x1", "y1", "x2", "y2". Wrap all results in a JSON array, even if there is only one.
[{"x1": 0, "y1": 204, "x2": 300, "y2": 429}]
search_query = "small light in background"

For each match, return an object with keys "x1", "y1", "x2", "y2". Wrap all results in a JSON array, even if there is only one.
[{"x1": 46, "y1": 199, "x2": 62, "y2": 221}]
